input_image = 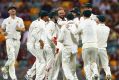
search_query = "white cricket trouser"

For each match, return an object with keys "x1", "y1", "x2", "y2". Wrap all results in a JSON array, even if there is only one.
[
  {"x1": 82, "y1": 47, "x2": 99, "y2": 80},
  {"x1": 62, "y1": 46, "x2": 77, "y2": 80},
  {"x1": 50, "y1": 43, "x2": 63, "y2": 80},
  {"x1": 71, "y1": 45, "x2": 78, "y2": 80},
  {"x1": 26, "y1": 42, "x2": 37, "y2": 77},
  {"x1": 5, "y1": 39, "x2": 20, "y2": 79},
  {"x1": 50, "y1": 51, "x2": 62, "y2": 80},
  {"x1": 97, "y1": 48, "x2": 111, "y2": 76},
  {"x1": 35, "y1": 43, "x2": 46, "y2": 80},
  {"x1": 44, "y1": 45, "x2": 55, "y2": 80}
]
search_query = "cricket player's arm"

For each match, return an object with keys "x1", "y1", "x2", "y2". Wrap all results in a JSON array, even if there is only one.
[
  {"x1": 77, "y1": 22, "x2": 83, "y2": 35},
  {"x1": 68, "y1": 24, "x2": 78, "y2": 35},
  {"x1": 56, "y1": 27, "x2": 65, "y2": 54},
  {"x1": 16, "y1": 18, "x2": 25, "y2": 32},
  {"x1": 47, "y1": 22, "x2": 56, "y2": 40},
  {"x1": 0, "y1": 19, "x2": 7, "y2": 36},
  {"x1": 0, "y1": 27, "x2": 4, "y2": 34},
  {"x1": 57, "y1": 26, "x2": 65, "y2": 43},
  {"x1": 35, "y1": 27, "x2": 44, "y2": 49},
  {"x1": 47, "y1": 22, "x2": 58, "y2": 45},
  {"x1": 106, "y1": 27, "x2": 110, "y2": 41},
  {"x1": 57, "y1": 19, "x2": 67, "y2": 28}
]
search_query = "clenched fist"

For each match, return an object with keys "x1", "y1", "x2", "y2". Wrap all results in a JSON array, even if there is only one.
[{"x1": 39, "y1": 40, "x2": 44, "y2": 49}]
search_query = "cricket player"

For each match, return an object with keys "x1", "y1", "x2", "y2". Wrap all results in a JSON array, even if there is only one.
[
  {"x1": 31, "y1": 10, "x2": 58, "y2": 80},
  {"x1": 48, "y1": 11, "x2": 64, "y2": 80},
  {"x1": 0, "y1": 6, "x2": 25, "y2": 80},
  {"x1": 58, "y1": 12, "x2": 78, "y2": 80},
  {"x1": 25, "y1": 16, "x2": 42, "y2": 80},
  {"x1": 33, "y1": 11, "x2": 49, "y2": 80},
  {"x1": 80, "y1": 3, "x2": 97, "y2": 22},
  {"x1": 70, "y1": 7, "x2": 80, "y2": 55},
  {"x1": 26, "y1": 12, "x2": 56, "y2": 80},
  {"x1": 70, "y1": 7, "x2": 80, "y2": 24},
  {"x1": 57, "y1": 7, "x2": 67, "y2": 28},
  {"x1": 75, "y1": 10, "x2": 99, "y2": 80},
  {"x1": 96, "y1": 15, "x2": 111, "y2": 80},
  {"x1": 48, "y1": 7, "x2": 68, "y2": 80}
]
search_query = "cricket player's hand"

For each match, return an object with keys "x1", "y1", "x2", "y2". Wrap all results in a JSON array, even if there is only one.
[
  {"x1": 52, "y1": 37, "x2": 57, "y2": 45},
  {"x1": 55, "y1": 48, "x2": 59, "y2": 54},
  {"x1": 0, "y1": 34, "x2": 6, "y2": 42},
  {"x1": 16, "y1": 26, "x2": 21, "y2": 32},
  {"x1": 39, "y1": 40, "x2": 44, "y2": 49},
  {"x1": 0, "y1": 32, "x2": 7, "y2": 36},
  {"x1": 16, "y1": 26, "x2": 25, "y2": 32}
]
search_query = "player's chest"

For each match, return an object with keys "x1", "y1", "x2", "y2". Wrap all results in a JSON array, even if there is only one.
[{"x1": 5, "y1": 19, "x2": 20, "y2": 27}]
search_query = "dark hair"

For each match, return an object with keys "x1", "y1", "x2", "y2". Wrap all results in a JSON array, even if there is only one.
[{"x1": 8, "y1": 6, "x2": 17, "y2": 11}]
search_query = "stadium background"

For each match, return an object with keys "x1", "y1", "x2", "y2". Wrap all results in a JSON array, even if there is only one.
[{"x1": 0, "y1": 0, "x2": 119, "y2": 80}]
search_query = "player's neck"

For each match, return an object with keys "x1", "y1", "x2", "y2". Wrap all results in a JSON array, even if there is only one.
[
  {"x1": 84, "y1": 17, "x2": 90, "y2": 20},
  {"x1": 10, "y1": 15, "x2": 16, "y2": 19}
]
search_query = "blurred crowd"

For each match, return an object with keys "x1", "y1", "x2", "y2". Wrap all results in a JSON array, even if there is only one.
[{"x1": 0, "y1": 0, "x2": 119, "y2": 80}]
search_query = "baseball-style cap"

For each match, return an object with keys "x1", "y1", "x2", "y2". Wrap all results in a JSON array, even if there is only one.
[
  {"x1": 83, "y1": 10, "x2": 92, "y2": 17},
  {"x1": 84, "y1": 3, "x2": 92, "y2": 8},
  {"x1": 39, "y1": 10, "x2": 48, "y2": 17},
  {"x1": 97, "y1": 15, "x2": 105, "y2": 22},
  {"x1": 48, "y1": 11, "x2": 57, "y2": 18},
  {"x1": 66, "y1": 12, "x2": 74, "y2": 20},
  {"x1": 70, "y1": 7, "x2": 80, "y2": 15}
]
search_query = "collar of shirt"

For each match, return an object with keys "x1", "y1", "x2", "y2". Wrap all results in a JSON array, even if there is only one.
[
  {"x1": 58, "y1": 17, "x2": 67, "y2": 21},
  {"x1": 84, "y1": 18, "x2": 91, "y2": 21},
  {"x1": 67, "y1": 20, "x2": 74, "y2": 24},
  {"x1": 40, "y1": 18, "x2": 46, "y2": 24},
  {"x1": 98, "y1": 23, "x2": 105, "y2": 26},
  {"x1": 9, "y1": 16, "x2": 17, "y2": 20}
]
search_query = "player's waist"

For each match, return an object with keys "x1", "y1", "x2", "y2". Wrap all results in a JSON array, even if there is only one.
[{"x1": 82, "y1": 42, "x2": 98, "y2": 48}]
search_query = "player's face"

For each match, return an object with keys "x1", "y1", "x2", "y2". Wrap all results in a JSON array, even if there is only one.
[
  {"x1": 58, "y1": 10, "x2": 65, "y2": 18},
  {"x1": 72, "y1": 12, "x2": 77, "y2": 17},
  {"x1": 96, "y1": 18, "x2": 99, "y2": 24},
  {"x1": 8, "y1": 9, "x2": 16, "y2": 15},
  {"x1": 44, "y1": 16, "x2": 49, "y2": 22}
]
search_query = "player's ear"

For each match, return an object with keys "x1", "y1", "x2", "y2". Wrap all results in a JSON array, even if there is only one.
[{"x1": 8, "y1": 10, "x2": 10, "y2": 14}]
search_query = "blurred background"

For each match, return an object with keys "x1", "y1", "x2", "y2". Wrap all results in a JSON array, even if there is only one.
[{"x1": 0, "y1": 0, "x2": 119, "y2": 80}]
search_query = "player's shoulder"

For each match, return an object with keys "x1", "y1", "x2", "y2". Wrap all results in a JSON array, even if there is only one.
[
  {"x1": 32, "y1": 19, "x2": 38, "y2": 23},
  {"x1": 16, "y1": 17, "x2": 23, "y2": 20},
  {"x1": 16, "y1": 17, "x2": 24, "y2": 23},
  {"x1": 48, "y1": 20, "x2": 55, "y2": 24},
  {"x1": 30, "y1": 20, "x2": 38, "y2": 25},
  {"x1": 3, "y1": 17, "x2": 9, "y2": 22},
  {"x1": 104, "y1": 25, "x2": 110, "y2": 31}
]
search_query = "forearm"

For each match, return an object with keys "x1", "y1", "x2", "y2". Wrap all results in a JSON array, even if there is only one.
[{"x1": 16, "y1": 27, "x2": 25, "y2": 32}]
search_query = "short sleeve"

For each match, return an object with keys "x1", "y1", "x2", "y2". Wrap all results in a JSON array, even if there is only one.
[
  {"x1": 19, "y1": 18, "x2": 25, "y2": 28},
  {"x1": 1, "y1": 19, "x2": 6, "y2": 30}
]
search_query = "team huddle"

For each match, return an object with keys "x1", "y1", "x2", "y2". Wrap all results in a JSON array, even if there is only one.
[{"x1": 0, "y1": 3, "x2": 112, "y2": 80}]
